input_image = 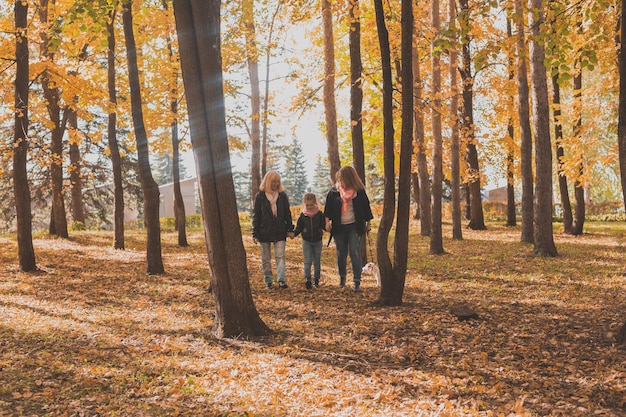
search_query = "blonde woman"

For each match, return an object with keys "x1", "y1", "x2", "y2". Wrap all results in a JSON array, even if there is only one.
[
  {"x1": 252, "y1": 170, "x2": 294, "y2": 289},
  {"x1": 324, "y1": 166, "x2": 373, "y2": 292}
]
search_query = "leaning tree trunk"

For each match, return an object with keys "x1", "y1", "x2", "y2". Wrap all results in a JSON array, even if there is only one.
[
  {"x1": 107, "y1": 7, "x2": 125, "y2": 250},
  {"x1": 173, "y1": 0, "x2": 270, "y2": 338},
  {"x1": 13, "y1": 0, "x2": 36, "y2": 272},
  {"x1": 515, "y1": 0, "x2": 534, "y2": 244},
  {"x1": 123, "y1": 1, "x2": 164, "y2": 274},
  {"x1": 430, "y1": 0, "x2": 444, "y2": 254},
  {"x1": 322, "y1": 0, "x2": 341, "y2": 182},
  {"x1": 552, "y1": 73, "x2": 573, "y2": 233},
  {"x1": 413, "y1": 32, "x2": 430, "y2": 236},
  {"x1": 373, "y1": 0, "x2": 395, "y2": 294},
  {"x1": 529, "y1": 0, "x2": 557, "y2": 257}
]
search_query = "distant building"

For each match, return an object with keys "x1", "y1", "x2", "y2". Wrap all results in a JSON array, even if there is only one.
[
  {"x1": 487, "y1": 186, "x2": 507, "y2": 202},
  {"x1": 158, "y1": 177, "x2": 198, "y2": 218}
]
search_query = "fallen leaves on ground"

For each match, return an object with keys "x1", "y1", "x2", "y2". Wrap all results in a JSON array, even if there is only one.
[{"x1": 0, "y1": 222, "x2": 624, "y2": 416}]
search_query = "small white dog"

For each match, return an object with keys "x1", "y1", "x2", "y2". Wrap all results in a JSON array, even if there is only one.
[{"x1": 361, "y1": 262, "x2": 380, "y2": 286}]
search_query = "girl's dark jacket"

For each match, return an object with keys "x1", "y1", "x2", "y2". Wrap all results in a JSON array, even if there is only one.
[
  {"x1": 324, "y1": 187, "x2": 374, "y2": 237},
  {"x1": 252, "y1": 191, "x2": 294, "y2": 242},
  {"x1": 293, "y1": 211, "x2": 325, "y2": 243}
]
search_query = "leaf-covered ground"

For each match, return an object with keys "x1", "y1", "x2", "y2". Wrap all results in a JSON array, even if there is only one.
[{"x1": 0, "y1": 222, "x2": 624, "y2": 416}]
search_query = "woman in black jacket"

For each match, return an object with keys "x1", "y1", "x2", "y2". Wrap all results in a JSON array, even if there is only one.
[
  {"x1": 324, "y1": 166, "x2": 373, "y2": 292},
  {"x1": 252, "y1": 170, "x2": 294, "y2": 289}
]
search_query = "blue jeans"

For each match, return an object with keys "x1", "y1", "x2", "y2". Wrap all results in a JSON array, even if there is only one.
[
  {"x1": 302, "y1": 239, "x2": 322, "y2": 280},
  {"x1": 333, "y1": 223, "x2": 362, "y2": 283},
  {"x1": 260, "y1": 240, "x2": 286, "y2": 285}
]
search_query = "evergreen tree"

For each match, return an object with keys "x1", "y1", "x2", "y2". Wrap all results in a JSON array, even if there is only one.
[
  {"x1": 311, "y1": 154, "x2": 332, "y2": 204},
  {"x1": 282, "y1": 138, "x2": 308, "y2": 205},
  {"x1": 152, "y1": 152, "x2": 187, "y2": 185},
  {"x1": 233, "y1": 169, "x2": 252, "y2": 212}
]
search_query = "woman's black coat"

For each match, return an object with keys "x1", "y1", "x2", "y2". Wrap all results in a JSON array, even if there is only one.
[
  {"x1": 252, "y1": 191, "x2": 293, "y2": 242},
  {"x1": 324, "y1": 188, "x2": 373, "y2": 236}
]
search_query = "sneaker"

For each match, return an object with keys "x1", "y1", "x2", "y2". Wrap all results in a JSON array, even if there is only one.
[
  {"x1": 339, "y1": 277, "x2": 346, "y2": 288},
  {"x1": 353, "y1": 283, "x2": 361, "y2": 292},
  {"x1": 265, "y1": 282, "x2": 273, "y2": 289},
  {"x1": 278, "y1": 281, "x2": 289, "y2": 289},
  {"x1": 313, "y1": 279, "x2": 319, "y2": 288},
  {"x1": 305, "y1": 280, "x2": 312, "y2": 289}
]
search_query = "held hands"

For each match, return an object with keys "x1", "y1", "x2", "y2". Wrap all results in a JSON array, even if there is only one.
[
  {"x1": 287, "y1": 232, "x2": 295, "y2": 239},
  {"x1": 253, "y1": 237, "x2": 258, "y2": 244},
  {"x1": 366, "y1": 222, "x2": 371, "y2": 232},
  {"x1": 325, "y1": 219, "x2": 332, "y2": 232}
]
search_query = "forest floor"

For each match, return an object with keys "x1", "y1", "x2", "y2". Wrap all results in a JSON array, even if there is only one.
[{"x1": 0, "y1": 220, "x2": 625, "y2": 417}]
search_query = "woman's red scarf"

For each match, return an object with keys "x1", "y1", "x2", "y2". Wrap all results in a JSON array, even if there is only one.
[{"x1": 338, "y1": 184, "x2": 356, "y2": 214}]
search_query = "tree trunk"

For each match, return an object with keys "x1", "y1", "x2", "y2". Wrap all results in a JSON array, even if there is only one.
[
  {"x1": 459, "y1": 0, "x2": 485, "y2": 232},
  {"x1": 107, "y1": 7, "x2": 125, "y2": 250},
  {"x1": 373, "y1": 0, "x2": 394, "y2": 298},
  {"x1": 163, "y1": 0, "x2": 188, "y2": 247},
  {"x1": 413, "y1": 32, "x2": 431, "y2": 236},
  {"x1": 322, "y1": 0, "x2": 340, "y2": 182},
  {"x1": 173, "y1": 0, "x2": 271, "y2": 338},
  {"x1": 123, "y1": 1, "x2": 164, "y2": 274},
  {"x1": 552, "y1": 73, "x2": 573, "y2": 234},
  {"x1": 449, "y1": 0, "x2": 462, "y2": 240},
  {"x1": 39, "y1": 0, "x2": 69, "y2": 239},
  {"x1": 515, "y1": 0, "x2": 534, "y2": 244},
  {"x1": 68, "y1": 108, "x2": 86, "y2": 225},
  {"x1": 242, "y1": 0, "x2": 262, "y2": 204},
  {"x1": 571, "y1": 41, "x2": 585, "y2": 236},
  {"x1": 13, "y1": 0, "x2": 36, "y2": 272},
  {"x1": 430, "y1": 0, "x2": 444, "y2": 254},
  {"x1": 529, "y1": 0, "x2": 557, "y2": 257},
  {"x1": 505, "y1": 17, "x2": 516, "y2": 227},
  {"x1": 619, "y1": 0, "x2": 626, "y2": 210}
]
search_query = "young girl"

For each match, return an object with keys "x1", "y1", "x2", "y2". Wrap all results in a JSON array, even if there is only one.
[
  {"x1": 293, "y1": 193, "x2": 325, "y2": 289},
  {"x1": 252, "y1": 170, "x2": 294, "y2": 289},
  {"x1": 324, "y1": 166, "x2": 373, "y2": 292}
]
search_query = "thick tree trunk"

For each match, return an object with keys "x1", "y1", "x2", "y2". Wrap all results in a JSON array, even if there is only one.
[
  {"x1": 506, "y1": 18, "x2": 516, "y2": 227},
  {"x1": 413, "y1": 35, "x2": 431, "y2": 236},
  {"x1": 373, "y1": 0, "x2": 395, "y2": 298},
  {"x1": 430, "y1": 0, "x2": 444, "y2": 254},
  {"x1": 552, "y1": 73, "x2": 573, "y2": 233},
  {"x1": 107, "y1": 9, "x2": 125, "y2": 250},
  {"x1": 322, "y1": 0, "x2": 341, "y2": 182},
  {"x1": 449, "y1": 0, "x2": 462, "y2": 240},
  {"x1": 529, "y1": 0, "x2": 557, "y2": 257},
  {"x1": 68, "y1": 109, "x2": 86, "y2": 225},
  {"x1": 123, "y1": 2, "x2": 164, "y2": 274},
  {"x1": 13, "y1": 0, "x2": 36, "y2": 272},
  {"x1": 515, "y1": 0, "x2": 534, "y2": 244},
  {"x1": 242, "y1": 0, "x2": 262, "y2": 204},
  {"x1": 173, "y1": 0, "x2": 270, "y2": 338}
]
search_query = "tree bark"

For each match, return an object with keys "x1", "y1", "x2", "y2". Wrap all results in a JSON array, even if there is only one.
[
  {"x1": 515, "y1": 0, "x2": 534, "y2": 244},
  {"x1": 39, "y1": 0, "x2": 69, "y2": 239},
  {"x1": 571, "y1": 41, "x2": 585, "y2": 236},
  {"x1": 430, "y1": 0, "x2": 444, "y2": 254},
  {"x1": 242, "y1": 0, "x2": 262, "y2": 204},
  {"x1": 107, "y1": 6, "x2": 125, "y2": 250},
  {"x1": 322, "y1": 0, "x2": 341, "y2": 182},
  {"x1": 506, "y1": 17, "x2": 517, "y2": 227},
  {"x1": 68, "y1": 108, "x2": 86, "y2": 225},
  {"x1": 459, "y1": 0, "x2": 485, "y2": 232},
  {"x1": 13, "y1": 0, "x2": 36, "y2": 272},
  {"x1": 552, "y1": 73, "x2": 573, "y2": 233},
  {"x1": 619, "y1": 0, "x2": 626, "y2": 210},
  {"x1": 449, "y1": 0, "x2": 462, "y2": 240},
  {"x1": 373, "y1": 0, "x2": 395, "y2": 298},
  {"x1": 528, "y1": 0, "x2": 557, "y2": 257},
  {"x1": 173, "y1": 0, "x2": 270, "y2": 338},
  {"x1": 413, "y1": 31, "x2": 430, "y2": 236},
  {"x1": 123, "y1": 1, "x2": 164, "y2": 273}
]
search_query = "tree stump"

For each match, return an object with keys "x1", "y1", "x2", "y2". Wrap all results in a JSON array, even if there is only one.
[{"x1": 451, "y1": 304, "x2": 479, "y2": 321}]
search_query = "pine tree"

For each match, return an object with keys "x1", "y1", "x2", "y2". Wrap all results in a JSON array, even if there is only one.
[
  {"x1": 282, "y1": 138, "x2": 308, "y2": 205},
  {"x1": 311, "y1": 155, "x2": 332, "y2": 204}
]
